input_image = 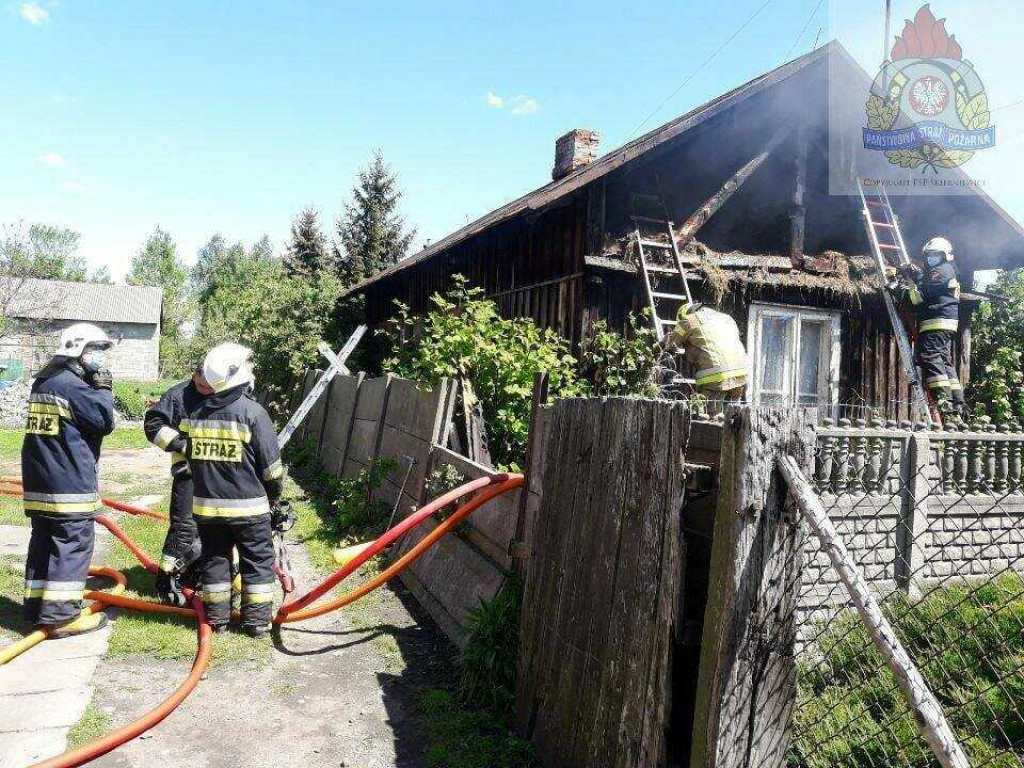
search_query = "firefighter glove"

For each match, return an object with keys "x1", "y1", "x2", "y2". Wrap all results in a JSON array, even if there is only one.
[
  {"x1": 271, "y1": 499, "x2": 295, "y2": 533},
  {"x1": 88, "y1": 368, "x2": 113, "y2": 390}
]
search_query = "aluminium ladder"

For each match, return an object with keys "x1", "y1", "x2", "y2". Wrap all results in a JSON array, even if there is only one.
[
  {"x1": 856, "y1": 180, "x2": 933, "y2": 426},
  {"x1": 630, "y1": 178, "x2": 693, "y2": 341}
]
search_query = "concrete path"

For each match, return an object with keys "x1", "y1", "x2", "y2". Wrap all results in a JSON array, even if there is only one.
[{"x1": 0, "y1": 524, "x2": 113, "y2": 768}]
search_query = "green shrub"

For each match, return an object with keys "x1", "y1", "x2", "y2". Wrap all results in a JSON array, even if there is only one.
[
  {"x1": 320, "y1": 457, "x2": 397, "y2": 540},
  {"x1": 577, "y1": 315, "x2": 661, "y2": 397},
  {"x1": 112, "y1": 380, "x2": 148, "y2": 419},
  {"x1": 968, "y1": 269, "x2": 1024, "y2": 423},
  {"x1": 111, "y1": 379, "x2": 177, "y2": 420},
  {"x1": 458, "y1": 580, "x2": 523, "y2": 717},
  {"x1": 380, "y1": 276, "x2": 582, "y2": 470}
]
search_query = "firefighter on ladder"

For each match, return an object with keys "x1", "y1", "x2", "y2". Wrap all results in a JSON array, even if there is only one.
[
  {"x1": 143, "y1": 367, "x2": 213, "y2": 605},
  {"x1": 902, "y1": 236, "x2": 965, "y2": 422},
  {"x1": 185, "y1": 343, "x2": 284, "y2": 636},
  {"x1": 664, "y1": 303, "x2": 749, "y2": 400},
  {"x1": 22, "y1": 323, "x2": 115, "y2": 638}
]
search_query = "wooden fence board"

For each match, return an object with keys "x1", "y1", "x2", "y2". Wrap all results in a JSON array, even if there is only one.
[
  {"x1": 689, "y1": 406, "x2": 815, "y2": 768},
  {"x1": 516, "y1": 398, "x2": 697, "y2": 768}
]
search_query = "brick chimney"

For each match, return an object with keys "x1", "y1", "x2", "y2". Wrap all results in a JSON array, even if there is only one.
[{"x1": 552, "y1": 129, "x2": 600, "y2": 181}]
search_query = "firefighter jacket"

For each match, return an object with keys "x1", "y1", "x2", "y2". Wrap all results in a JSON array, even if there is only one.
[
  {"x1": 144, "y1": 379, "x2": 207, "y2": 475},
  {"x1": 22, "y1": 362, "x2": 115, "y2": 519},
  {"x1": 182, "y1": 384, "x2": 284, "y2": 524},
  {"x1": 908, "y1": 260, "x2": 960, "y2": 333},
  {"x1": 671, "y1": 306, "x2": 749, "y2": 391}
]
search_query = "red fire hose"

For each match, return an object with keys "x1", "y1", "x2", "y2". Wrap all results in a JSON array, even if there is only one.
[{"x1": 0, "y1": 471, "x2": 524, "y2": 768}]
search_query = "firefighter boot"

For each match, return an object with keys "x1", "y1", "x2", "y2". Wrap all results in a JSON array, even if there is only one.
[{"x1": 45, "y1": 610, "x2": 108, "y2": 639}]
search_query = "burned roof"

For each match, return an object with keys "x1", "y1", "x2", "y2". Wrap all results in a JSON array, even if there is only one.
[
  {"x1": 347, "y1": 43, "x2": 839, "y2": 297},
  {"x1": 348, "y1": 39, "x2": 1024, "y2": 296}
]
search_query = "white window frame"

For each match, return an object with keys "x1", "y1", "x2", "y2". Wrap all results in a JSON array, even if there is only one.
[{"x1": 746, "y1": 302, "x2": 841, "y2": 409}]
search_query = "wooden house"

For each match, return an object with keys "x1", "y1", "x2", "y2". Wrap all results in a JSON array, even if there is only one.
[{"x1": 347, "y1": 42, "x2": 1024, "y2": 420}]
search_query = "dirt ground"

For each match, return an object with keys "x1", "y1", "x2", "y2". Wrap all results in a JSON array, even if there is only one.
[{"x1": 61, "y1": 448, "x2": 453, "y2": 767}]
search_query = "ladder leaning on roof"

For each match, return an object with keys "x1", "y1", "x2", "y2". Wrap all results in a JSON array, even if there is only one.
[
  {"x1": 630, "y1": 177, "x2": 693, "y2": 341},
  {"x1": 856, "y1": 179, "x2": 933, "y2": 426}
]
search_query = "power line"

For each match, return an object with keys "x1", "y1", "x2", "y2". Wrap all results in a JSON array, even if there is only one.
[
  {"x1": 784, "y1": 0, "x2": 826, "y2": 61},
  {"x1": 625, "y1": 0, "x2": 776, "y2": 141}
]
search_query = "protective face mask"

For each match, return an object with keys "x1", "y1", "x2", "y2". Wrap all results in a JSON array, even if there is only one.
[
  {"x1": 81, "y1": 348, "x2": 107, "y2": 373},
  {"x1": 924, "y1": 252, "x2": 945, "y2": 268}
]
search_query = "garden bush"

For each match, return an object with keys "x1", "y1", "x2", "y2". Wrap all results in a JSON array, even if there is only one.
[{"x1": 380, "y1": 277, "x2": 582, "y2": 470}]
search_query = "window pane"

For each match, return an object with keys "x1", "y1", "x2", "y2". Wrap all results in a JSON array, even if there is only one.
[
  {"x1": 797, "y1": 320, "x2": 825, "y2": 403},
  {"x1": 759, "y1": 316, "x2": 792, "y2": 395}
]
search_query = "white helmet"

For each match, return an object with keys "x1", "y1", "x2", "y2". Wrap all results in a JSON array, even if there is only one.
[
  {"x1": 203, "y1": 342, "x2": 255, "y2": 393},
  {"x1": 923, "y1": 236, "x2": 954, "y2": 262},
  {"x1": 57, "y1": 323, "x2": 113, "y2": 358}
]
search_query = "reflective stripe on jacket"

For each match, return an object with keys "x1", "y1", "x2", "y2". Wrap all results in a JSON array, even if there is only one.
[
  {"x1": 21, "y1": 365, "x2": 115, "y2": 519},
  {"x1": 908, "y1": 261, "x2": 960, "y2": 333},
  {"x1": 144, "y1": 379, "x2": 207, "y2": 474},
  {"x1": 672, "y1": 307, "x2": 749, "y2": 392},
  {"x1": 183, "y1": 385, "x2": 282, "y2": 524}
]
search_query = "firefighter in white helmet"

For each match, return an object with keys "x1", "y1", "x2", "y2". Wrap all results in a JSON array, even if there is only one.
[
  {"x1": 22, "y1": 323, "x2": 115, "y2": 637},
  {"x1": 902, "y1": 236, "x2": 964, "y2": 420},
  {"x1": 183, "y1": 343, "x2": 283, "y2": 635},
  {"x1": 664, "y1": 303, "x2": 749, "y2": 399}
]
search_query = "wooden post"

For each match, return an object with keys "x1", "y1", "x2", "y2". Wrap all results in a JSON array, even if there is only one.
[
  {"x1": 895, "y1": 434, "x2": 930, "y2": 598},
  {"x1": 689, "y1": 405, "x2": 815, "y2": 768},
  {"x1": 512, "y1": 371, "x2": 550, "y2": 578},
  {"x1": 789, "y1": 128, "x2": 807, "y2": 269},
  {"x1": 675, "y1": 127, "x2": 792, "y2": 251}
]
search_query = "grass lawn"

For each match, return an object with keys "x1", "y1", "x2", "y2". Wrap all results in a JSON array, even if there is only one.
[
  {"x1": 0, "y1": 427, "x2": 150, "y2": 459},
  {"x1": 0, "y1": 495, "x2": 23, "y2": 526},
  {"x1": 791, "y1": 574, "x2": 1024, "y2": 767},
  {"x1": 103, "y1": 504, "x2": 273, "y2": 667},
  {"x1": 67, "y1": 702, "x2": 111, "y2": 749}
]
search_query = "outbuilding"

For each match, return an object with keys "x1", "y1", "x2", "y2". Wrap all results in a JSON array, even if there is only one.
[{"x1": 0, "y1": 278, "x2": 163, "y2": 380}]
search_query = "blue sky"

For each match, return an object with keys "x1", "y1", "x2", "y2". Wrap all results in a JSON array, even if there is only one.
[{"x1": 1, "y1": 1, "x2": 1020, "y2": 279}]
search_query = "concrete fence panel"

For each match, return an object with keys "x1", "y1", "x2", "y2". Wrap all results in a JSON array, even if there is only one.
[
  {"x1": 342, "y1": 374, "x2": 393, "y2": 480},
  {"x1": 319, "y1": 373, "x2": 363, "y2": 475}
]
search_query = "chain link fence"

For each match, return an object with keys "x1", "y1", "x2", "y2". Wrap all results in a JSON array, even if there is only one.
[{"x1": 787, "y1": 419, "x2": 1024, "y2": 767}]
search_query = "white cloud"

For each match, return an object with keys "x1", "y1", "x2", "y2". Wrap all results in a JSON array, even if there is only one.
[
  {"x1": 59, "y1": 180, "x2": 87, "y2": 194},
  {"x1": 484, "y1": 91, "x2": 540, "y2": 116},
  {"x1": 37, "y1": 153, "x2": 65, "y2": 167},
  {"x1": 508, "y1": 95, "x2": 540, "y2": 115},
  {"x1": 19, "y1": 3, "x2": 50, "y2": 25}
]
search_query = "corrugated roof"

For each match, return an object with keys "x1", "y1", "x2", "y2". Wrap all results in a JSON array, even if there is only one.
[{"x1": 2, "y1": 278, "x2": 163, "y2": 324}]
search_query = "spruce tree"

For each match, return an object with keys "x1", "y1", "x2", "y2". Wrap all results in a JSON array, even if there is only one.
[
  {"x1": 284, "y1": 207, "x2": 330, "y2": 276},
  {"x1": 335, "y1": 151, "x2": 416, "y2": 286}
]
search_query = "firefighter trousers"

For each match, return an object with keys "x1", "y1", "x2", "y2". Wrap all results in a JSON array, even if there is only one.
[
  {"x1": 917, "y1": 329, "x2": 963, "y2": 405},
  {"x1": 159, "y1": 475, "x2": 200, "y2": 577},
  {"x1": 24, "y1": 516, "x2": 94, "y2": 626},
  {"x1": 198, "y1": 517, "x2": 275, "y2": 628}
]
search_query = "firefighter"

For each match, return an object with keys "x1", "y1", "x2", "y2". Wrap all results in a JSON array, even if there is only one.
[
  {"x1": 903, "y1": 236, "x2": 963, "y2": 419},
  {"x1": 664, "y1": 303, "x2": 749, "y2": 399},
  {"x1": 143, "y1": 367, "x2": 213, "y2": 606},
  {"x1": 22, "y1": 323, "x2": 115, "y2": 637},
  {"x1": 185, "y1": 343, "x2": 283, "y2": 636}
]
